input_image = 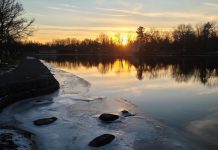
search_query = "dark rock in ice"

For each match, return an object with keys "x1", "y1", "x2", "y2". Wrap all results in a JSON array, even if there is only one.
[
  {"x1": 121, "y1": 110, "x2": 129, "y2": 113},
  {"x1": 89, "y1": 134, "x2": 115, "y2": 147},
  {"x1": 121, "y1": 110, "x2": 134, "y2": 117},
  {"x1": 99, "y1": 114, "x2": 119, "y2": 122},
  {"x1": 33, "y1": 117, "x2": 57, "y2": 126}
]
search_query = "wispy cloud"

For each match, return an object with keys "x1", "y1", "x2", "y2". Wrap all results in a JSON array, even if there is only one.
[
  {"x1": 188, "y1": 114, "x2": 218, "y2": 145},
  {"x1": 116, "y1": 0, "x2": 143, "y2": 11},
  {"x1": 59, "y1": 4, "x2": 79, "y2": 9},
  {"x1": 29, "y1": 12, "x2": 45, "y2": 17},
  {"x1": 47, "y1": 6, "x2": 62, "y2": 11},
  {"x1": 203, "y1": 2, "x2": 218, "y2": 8},
  {"x1": 35, "y1": 24, "x2": 136, "y2": 32},
  {"x1": 47, "y1": 5, "x2": 94, "y2": 14},
  {"x1": 96, "y1": 7, "x2": 217, "y2": 20},
  {"x1": 47, "y1": 4, "x2": 216, "y2": 20},
  {"x1": 47, "y1": 3, "x2": 80, "y2": 12},
  {"x1": 103, "y1": 13, "x2": 130, "y2": 17},
  {"x1": 47, "y1": 5, "x2": 130, "y2": 18},
  {"x1": 47, "y1": 5, "x2": 77, "y2": 12}
]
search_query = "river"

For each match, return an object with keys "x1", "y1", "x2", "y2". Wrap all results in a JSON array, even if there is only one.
[{"x1": 1, "y1": 55, "x2": 218, "y2": 149}]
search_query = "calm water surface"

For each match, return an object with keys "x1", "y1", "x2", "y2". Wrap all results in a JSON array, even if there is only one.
[{"x1": 45, "y1": 56, "x2": 218, "y2": 147}]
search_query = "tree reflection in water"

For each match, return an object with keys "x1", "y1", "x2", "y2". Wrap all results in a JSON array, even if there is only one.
[{"x1": 44, "y1": 55, "x2": 218, "y2": 87}]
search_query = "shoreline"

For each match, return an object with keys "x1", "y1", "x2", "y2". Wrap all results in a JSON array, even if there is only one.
[
  {"x1": 35, "y1": 53, "x2": 218, "y2": 58},
  {"x1": 0, "y1": 57, "x2": 60, "y2": 110}
]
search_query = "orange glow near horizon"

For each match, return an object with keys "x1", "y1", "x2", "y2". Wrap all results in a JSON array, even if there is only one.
[
  {"x1": 25, "y1": 24, "x2": 173, "y2": 44},
  {"x1": 26, "y1": 30, "x2": 136, "y2": 44},
  {"x1": 25, "y1": 24, "x2": 138, "y2": 44}
]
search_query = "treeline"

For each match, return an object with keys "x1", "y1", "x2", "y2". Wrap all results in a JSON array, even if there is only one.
[
  {"x1": 20, "y1": 34, "x2": 132, "y2": 56},
  {"x1": 2, "y1": 20, "x2": 218, "y2": 59},
  {"x1": 135, "y1": 22, "x2": 218, "y2": 55},
  {"x1": 21, "y1": 21, "x2": 218, "y2": 56}
]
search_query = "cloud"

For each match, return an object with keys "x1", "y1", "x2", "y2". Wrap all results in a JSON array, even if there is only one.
[
  {"x1": 198, "y1": 88, "x2": 218, "y2": 95},
  {"x1": 96, "y1": 7, "x2": 216, "y2": 20},
  {"x1": 47, "y1": 5, "x2": 77, "y2": 12},
  {"x1": 103, "y1": 13, "x2": 130, "y2": 17},
  {"x1": 29, "y1": 12, "x2": 45, "y2": 17},
  {"x1": 47, "y1": 5, "x2": 96, "y2": 15},
  {"x1": 34, "y1": 24, "x2": 136, "y2": 32},
  {"x1": 96, "y1": 7, "x2": 142, "y2": 16},
  {"x1": 47, "y1": 6, "x2": 62, "y2": 11},
  {"x1": 117, "y1": 0, "x2": 144, "y2": 11},
  {"x1": 188, "y1": 114, "x2": 218, "y2": 145},
  {"x1": 47, "y1": 4, "x2": 218, "y2": 22},
  {"x1": 203, "y1": 2, "x2": 218, "y2": 8},
  {"x1": 59, "y1": 4, "x2": 79, "y2": 9}
]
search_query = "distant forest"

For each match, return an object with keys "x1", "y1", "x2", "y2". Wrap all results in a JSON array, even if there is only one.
[
  {"x1": 19, "y1": 21, "x2": 218, "y2": 56},
  {"x1": 2, "y1": 21, "x2": 218, "y2": 59}
]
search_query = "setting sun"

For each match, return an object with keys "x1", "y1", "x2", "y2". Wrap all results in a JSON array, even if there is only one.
[{"x1": 122, "y1": 36, "x2": 128, "y2": 46}]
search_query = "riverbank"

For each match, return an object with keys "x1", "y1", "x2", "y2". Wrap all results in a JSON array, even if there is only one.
[{"x1": 0, "y1": 57, "x2": 59, "y2": 110}]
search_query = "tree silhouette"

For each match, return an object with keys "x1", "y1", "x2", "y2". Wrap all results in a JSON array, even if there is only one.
[
  {"x1": 173, "y1": 24, "x2": 196, "y2": 53},
  {"x1": 201, "y1": 22, "x2": 216, "y2": 51},
  {"x1": 0, "y1": 0, "x2": 34, "y2": 59},
  {"x1": 136, "y1": 26, "x2": 145, "y2": 54}
]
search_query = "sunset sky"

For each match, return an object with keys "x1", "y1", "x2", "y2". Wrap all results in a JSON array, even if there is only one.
[{"x1": 19, "y1": 0, "x2": 218, "y2": 43}]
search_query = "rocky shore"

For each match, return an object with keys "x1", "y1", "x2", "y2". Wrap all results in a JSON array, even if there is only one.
[{"x1": 0, "y1": 57, "x2": 60, "y2": 110}]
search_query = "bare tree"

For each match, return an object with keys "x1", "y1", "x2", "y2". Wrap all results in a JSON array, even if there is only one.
[
  {"x1": 96, "y1": 33, "x2": 110, "y2": 45},
  {"x1": 0, "y1": 0, "x2": 34, "y2": 57},
  {"x1": 173, "y1": 24, "x2": 196, "y2": 52},
  {"x1": 202, "y1": 22, "x2": 216, "y2": 39}
]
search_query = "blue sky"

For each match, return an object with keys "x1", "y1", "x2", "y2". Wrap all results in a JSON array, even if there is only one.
[{"x1": 19, "y1": 0, "x2": 218, "y2": 42}]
